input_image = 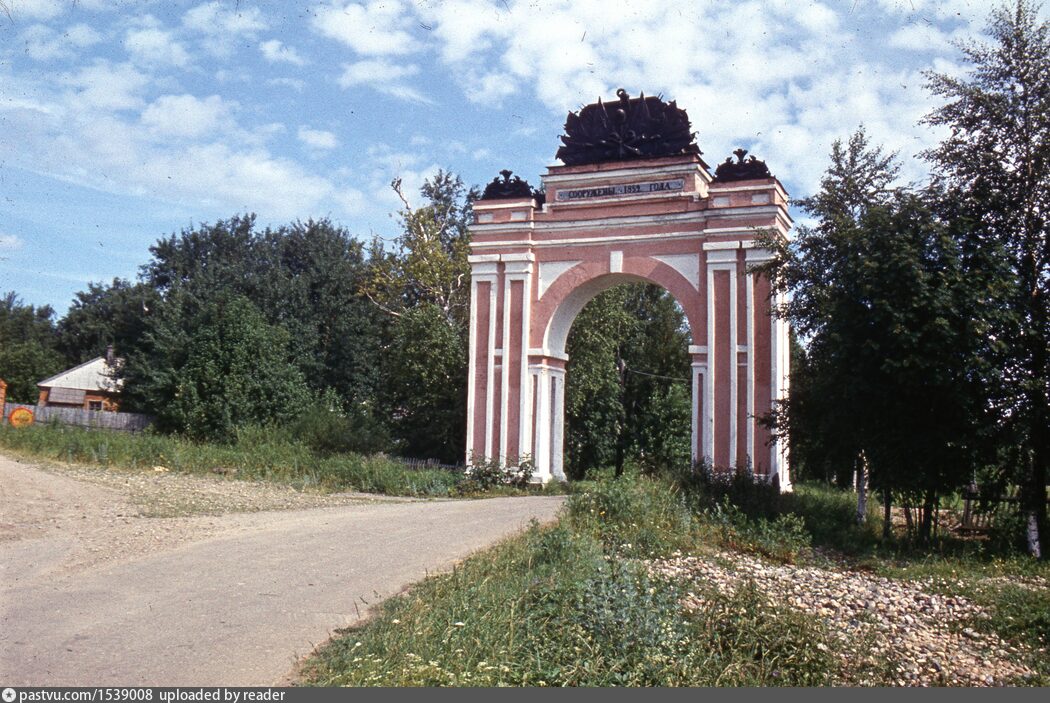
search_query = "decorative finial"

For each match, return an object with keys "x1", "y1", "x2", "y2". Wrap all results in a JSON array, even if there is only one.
[
  {"x1": 480, "y1": 169, "x2": 539, "y2": 201},
  {"x1": 556, "y1": 89, "x2": 701, "y2": 166},
  {"x1": 713, "y1": 147, "x2": 773, "y2": 182}
]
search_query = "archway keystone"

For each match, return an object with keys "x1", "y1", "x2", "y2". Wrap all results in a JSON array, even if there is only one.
[{"x1": 467, "y1": 91, "x2": 791, "y2": 487}]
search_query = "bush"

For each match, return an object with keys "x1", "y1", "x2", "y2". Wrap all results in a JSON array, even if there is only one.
[
  {"x1": 287, "y1": 398, "x2": 393, "y2": 456},
  {"x1": 458, "y1": 455, "x2": 534, "y2": 494},
  {"x1": 670, "y1": 460, "x2": 782, "y2": 519},
  {"x1": 301, "y1": 490, "x2": 851, "y2": 687}
]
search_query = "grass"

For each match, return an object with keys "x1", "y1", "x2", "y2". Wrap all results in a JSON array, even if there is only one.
[
  {"x1": 299, "y1": 472, "x2": 873, "y2": 687},
  {"x1": 297, "y1": 468, "x2": 1049, "y2": 687},
  {"x1": 0, "y1": 423, "x2": 566, "y2": 498}
]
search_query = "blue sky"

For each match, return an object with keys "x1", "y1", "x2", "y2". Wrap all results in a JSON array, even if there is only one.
[{"x1": 0, "y1": 0, "x2": 1031, "y2": 314}]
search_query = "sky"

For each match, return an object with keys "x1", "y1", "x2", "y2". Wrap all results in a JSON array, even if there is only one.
[{"x1": 0, "y1": 0, "x2": 1033, "y2": 314}]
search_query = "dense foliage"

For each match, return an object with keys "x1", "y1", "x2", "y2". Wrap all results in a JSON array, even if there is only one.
[
  {"x1": 757, "y1": 130, "x2": 990, "y2": 541},
  {"x1": 0, "y1": 293, "x2": 65, "y2": 403},
  {"x1": 565, "y1": 283, "x2": 691, "y2": 479},
  {"x1": 922, "y1": 0, "x2": 1050, "y2": 556}
]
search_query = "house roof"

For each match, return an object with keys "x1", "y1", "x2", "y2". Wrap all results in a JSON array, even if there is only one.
[{"x1": 38, "y1": 356, "x2": 123, "y2": 393}]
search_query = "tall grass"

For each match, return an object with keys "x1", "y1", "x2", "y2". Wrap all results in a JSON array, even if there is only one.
[
  {"x1": 0, "y1": 423, "x2": 462, "y2": 497},
  {"x1": 300, "y1": 472, "x2": 861, "y2": 687}
]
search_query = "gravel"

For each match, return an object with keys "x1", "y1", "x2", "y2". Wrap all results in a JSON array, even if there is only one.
[
  {"x1": 0, "y1": 454, "x2": 412, "y2": 578},
  {"x1": 650, "y1": 550, "x2": 1041, "y2": 686}
]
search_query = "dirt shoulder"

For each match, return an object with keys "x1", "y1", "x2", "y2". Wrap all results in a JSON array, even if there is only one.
[{"x1": 0, "y1": 452, "x2": 409, "y2": 579}]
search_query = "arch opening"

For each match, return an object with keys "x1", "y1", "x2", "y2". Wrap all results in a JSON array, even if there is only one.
[{"x1": 561, "y1": 280, "x2": 693, "y2": 480}]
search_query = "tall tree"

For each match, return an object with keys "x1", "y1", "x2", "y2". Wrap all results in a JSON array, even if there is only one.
[
  {"x1": 923, "y1": 0, "x2": 1050, "y2": 557},
  {"x1": 758, "y1": 129, "x2": 989, "y2": 541},
  {"x1": 367, "y1": 171, "x2": 476, "y2": 462},
  {"x1": 0, "y1": 292, "x2": 64, "y2": 403},
  {"x1": 105, "y1": 215, "x2": 382, "y2": 418},
  {"x1": 58, "y1": 278, "x2": 159, "y2": 364},
  {"x1": 124, "y1": 293, "x2": 311, "y2": 440}
]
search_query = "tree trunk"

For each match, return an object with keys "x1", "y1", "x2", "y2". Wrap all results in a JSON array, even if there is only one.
[
  {"x1": 1023, "y1": 441, "x2": 1045, "y2": 559},
  {"x1": 855, "y1": 453, "x2": 868, "y2": 525},
  {"x1": 1021, "y1": 256, "x2": 1048, "y2": 559},
  {"x1": 919, "y1": 491, "x2": 936, "y2": 544},
  {"x1": 882, "y1": 489, "x2": 892, "y2": 540}
]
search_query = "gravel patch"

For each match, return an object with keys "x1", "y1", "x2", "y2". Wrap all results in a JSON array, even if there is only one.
[
  {"x1": 0, "y1": 453, "x2": 413, "y2": 579},
  {"x1": 42, "y1": 461, "x2": 414, "y2": 517},
  {"x1": 651, "y1": 551, "x2": 1040, "y2": 687}
]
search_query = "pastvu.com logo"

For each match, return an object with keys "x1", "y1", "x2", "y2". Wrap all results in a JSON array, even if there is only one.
[{"x1": 3, "y1": 687, "x2": 17, "y2": 703}]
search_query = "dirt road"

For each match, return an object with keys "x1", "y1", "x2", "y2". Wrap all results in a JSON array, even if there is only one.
[{"x1": 0, "y1": 454, "x2": 564, "y2": 686}]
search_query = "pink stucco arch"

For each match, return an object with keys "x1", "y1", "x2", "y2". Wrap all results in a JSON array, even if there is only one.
[
  {"x1": 537, "y1": 262, "x2": 704, "y2": 359},
  {"x1": 466, "y1": 153, "x2": 792, "y2": 487}
]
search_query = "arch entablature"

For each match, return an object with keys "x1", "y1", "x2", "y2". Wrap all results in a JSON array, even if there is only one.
[{"x1": 465, "y1": 152, "x2": 792, "y2": 489}]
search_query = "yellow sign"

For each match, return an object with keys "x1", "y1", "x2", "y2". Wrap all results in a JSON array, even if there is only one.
[{"x1": 9, "y1": 407, "x2": 34, "y2": 428}]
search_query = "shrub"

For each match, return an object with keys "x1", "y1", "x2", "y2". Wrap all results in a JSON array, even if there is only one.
[
  {"x1": 287, "y1": 398, "x2": 393, "y2": 456},
  {"x1": 670, "y1": 460, "x2": 782, "y2": 519},
  {"x1": 458, "y1": 455, "x2": 535, "y2": 494}
]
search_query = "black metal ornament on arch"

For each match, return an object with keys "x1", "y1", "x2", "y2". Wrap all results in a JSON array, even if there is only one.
[
  {"x1": 713, "y1": 148, "x2": 773, "y2": 182},
  {"x1": 555, "y1": 88, "x2": 703, "y2": 166},
  {"x1": 480, "y1": 169, "x2": 543, "y2": 203}
]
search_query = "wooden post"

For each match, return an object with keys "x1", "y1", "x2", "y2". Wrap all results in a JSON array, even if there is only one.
[{"x1": 0, "y1": 379, "x2": 6, "y2": 424}]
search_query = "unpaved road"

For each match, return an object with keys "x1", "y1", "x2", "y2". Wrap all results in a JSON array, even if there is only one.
[{"x1": 0, "y1": 454, "x2": 564, "y2": 686}]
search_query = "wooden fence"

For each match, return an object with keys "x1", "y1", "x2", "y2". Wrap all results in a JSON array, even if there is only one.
[{"x1": 2, "y1": 403, "x2": 153, "y2": 432}]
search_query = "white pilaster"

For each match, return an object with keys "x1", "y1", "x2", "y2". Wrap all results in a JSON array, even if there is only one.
[
  {"x1": 531, "y1": 364, "x2": 551, "y2": 481},
  {"x1": 468, "y1": 262, "x2": 499, "y2": 463},
  {"x1": 551, "y1": 367, "x2": 566, "y2": 481},
  {"x1": 745, "y1": 270, "x2": 755, "y2": 467}
]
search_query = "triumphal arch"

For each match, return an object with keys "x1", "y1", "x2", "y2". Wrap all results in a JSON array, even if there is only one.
[{"x1": 466, "y1": 90, "x2": 791, "y2": 487}]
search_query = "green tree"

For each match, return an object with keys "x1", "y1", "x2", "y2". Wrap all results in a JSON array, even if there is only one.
[
  {"x1": 91, "y1": 215, "x2": 383, "y2": 424},
  {"x1": 923, "y1": 0, "x2": 1050, "y2": 557},
  {"x1": 565, "y1": 283, "x2": 692, "y2": 479},
  {"x1": 367, "y1": 171, "x2": 475, "y2": 462},
  {"x1": 365, "y1": 170, "x2": 474, "y2": 325},
  {"x1": 0, "y1": 292, "x2": 64, "y2": 403},
  {"x1": 380, "y1": 303, "x2": 467, "y2": 462},
  {"x1": 58, "y1": 278, "x2": 159, "y2": 364},
  {"x1": 758, "y1": 129, "x2": 989, "y2": 542},
  {"x1": 125, "y1": 294, "x2": 310, "y2": 440}
]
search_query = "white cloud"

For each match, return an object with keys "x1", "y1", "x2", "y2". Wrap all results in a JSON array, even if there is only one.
[
  {"x1": 8, "y1": 0, "x2": 65, "y2": 20},
  {"x1": 20, "y1": 23, "x2": 102, "y2": 62},
  {"x1": 124, "y1": 26, "x2": 191, "y2": 67},
  {"x1": 183, "y1": 2, "x2": 267, "y2": 34},
  {"x1": 338, "y1": 59, "x2": 431, "y2": 103},
  {"x1": 889, "y1": 23, "x2": 959, "y2": 53},
  {"x1": 0, "y1": 234, "x2": 24, "y2": 251},
  {"x1": 183, "y1": 2, "x2": 268, "y2": 57},
  {"x1": 60, "y1": 60, "x2": 150, "y2": 111},
  {"x1": 260, "y1": 39, "x2": 307, "y2": 66},
  {"x1": 334, "y1": 187, "x2": 366, "y2": 215},
  {"x1": 311, "y1": 0, "x2": 417, "y2": 55},
  {"x1": 141, "y1": 94, "x2": 235, "y2": 139},
  {"x1": 298, "y1": 126, "x2": 339, "y2": 150},
  {"x1": 268, "y1": 77, "x2": 306, "y2": 91}
]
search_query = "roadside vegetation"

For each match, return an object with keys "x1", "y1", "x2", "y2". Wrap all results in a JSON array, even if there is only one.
[
  {"x1": 299, "y1": 468, "x2": 1048, "y2": 687},
  {"x1": 0, "y1": 423, "x2": 564, "y2": 499}
]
